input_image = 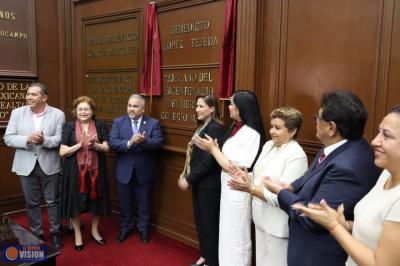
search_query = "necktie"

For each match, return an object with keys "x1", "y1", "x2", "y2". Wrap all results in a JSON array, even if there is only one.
[
  {"x1": 318, "y1": 152, "x2": 326, "y2": 165},
  {"x1": 132, "y1": 120, "x2": 139, "y2": 134}
]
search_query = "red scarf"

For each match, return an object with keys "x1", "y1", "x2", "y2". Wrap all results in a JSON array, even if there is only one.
[
  {"x1": 75, "y1": 120, "x2": 99, "y2": 199},
  {"x1": 229, "y1": 120, "x2": 244, "y2": 137}
]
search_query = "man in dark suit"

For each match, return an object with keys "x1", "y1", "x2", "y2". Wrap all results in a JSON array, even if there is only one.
[
  {"x1": 109, "y1": 94, "x2": 163, "y2": 244},
  {"x1": 265, "y1": 90, "x2": 381, "y2": 266}
]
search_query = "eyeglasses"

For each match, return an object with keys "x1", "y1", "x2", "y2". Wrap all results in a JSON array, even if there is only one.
[
  {"x1": 128, "y1": 104, "x2": 141, "y2": 108},
  {"x1": 77, "y1": 107, "x2": 91, "y2": 112},
  {"x1": 314, "y1": 114, "x2": 324, "y2": 123},
  {"x1": 315, "y1": 114, "x2": 334, "y2": 126}
]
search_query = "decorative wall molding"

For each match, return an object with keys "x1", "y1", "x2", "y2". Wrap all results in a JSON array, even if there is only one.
[
  {"x1": 156, "y1": 0, "x2": 216, "y2": 12},
  {"x1": 0, "y1": 0, "x2": 36, "y2": 77},
  {"x1": 235, "y1": 0, "x2": 257, "y2": 90}
]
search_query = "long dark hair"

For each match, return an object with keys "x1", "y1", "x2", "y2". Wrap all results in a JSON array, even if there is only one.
[
  {"x1": 227, "y1": 90, "x2": 266, "y2": 170},
  {"x1": 196, "y1": 94, "x2": 222, "y2": 127},
  {"x1": 228, "y1": 90, "x2": 266, "y2": 143}
]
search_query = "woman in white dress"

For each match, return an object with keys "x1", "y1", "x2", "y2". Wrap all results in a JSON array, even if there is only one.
[
  {"x1": 228, "y1": 107, "x2": 308, "y2": 266},
  {"x1": 194, "y1": 90, "x2": 266, "y2": 266},
  {"x1": 293, "y1": 105, "x2": 400, "y2": 266}
]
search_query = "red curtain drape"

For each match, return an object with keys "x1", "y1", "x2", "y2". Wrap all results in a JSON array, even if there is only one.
[
  {"x1": 140, "y1": 2, "x2": 162, "y2": 96},
  {"x1": 218, "y1": 0, "x2": 237, "y2": 99}
]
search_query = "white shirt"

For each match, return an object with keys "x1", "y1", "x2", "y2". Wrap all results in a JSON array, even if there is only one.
[
  {"x1": 346, "y1": 170, "x2": 400, "y2": 265},
  {"x1": 30, "y1": 104, "x2": 48, "y2": 131},
  {"x1": 132, "y1": 115, "x2": 143, "y2": 130},
  {"x1": 323, "y1": 138, "x2": 348, "y2": 157},
  {"x1": 127, "y1": 115, "x2": 143, "y2": 148}
]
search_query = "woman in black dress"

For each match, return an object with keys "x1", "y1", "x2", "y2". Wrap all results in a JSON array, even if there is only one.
[
  {"x1": 178, "y1": 94, "x2": 225, "y2": 266},
  {"x1": 60, "y1": 96, "x2": 111, "y2": 251}
]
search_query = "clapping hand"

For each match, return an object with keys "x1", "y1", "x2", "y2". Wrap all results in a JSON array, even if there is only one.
[
  {"x1": 227, "y1": 166, "x2": 251, "y2": 192},
  {"x1": 226, "y1": 163, "x2": 244, "y2": 176},
  {"x1": 88, "y1": 134, "x2": 99, "y2": 148},
  {"x1": 28, "y1": 131, "x2": 44, "y2": 144},
  {"x1": 130, "y1": 131, "x2": 146, "y2": 145},
  {"x1": 291, "y1": 199, "x2": 349, "y2": 231},
  {"x1": 135, "y1": 131, "x2": 146, "y2": 144},
  {"x1": 263, "y1": 176, "x2": 293, "y2": 194},
  {"x1": 77, "y1": 132, "x2": 87, "y2": 148},
  {"x1": 192, "y1": 134, "x2": 219, "y2": 152}
]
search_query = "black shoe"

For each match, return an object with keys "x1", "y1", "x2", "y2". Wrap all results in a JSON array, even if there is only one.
[
  {"x1": 190, "y1": 259, "x2": 205, "y2": 266},
  {"x1": 51, "y1": 233, "x2": 62, "y2": 249},
  {"x1": 74, "y1": 243, "x2": 84, "y2": 251},
  {"x1": 116, "y1": 229, "x2": 132, "y2": 243},
  {"x1": 91, "y1": 234, "x2": 106, "y2": 245},
  {"x1": 140, "y1": 231, "x2": 149, "y2": 244}
]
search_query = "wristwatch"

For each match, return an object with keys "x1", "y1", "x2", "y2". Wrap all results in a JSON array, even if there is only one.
[{"x1": 250, "y1": 184, "x2": 256, "y2": 195}]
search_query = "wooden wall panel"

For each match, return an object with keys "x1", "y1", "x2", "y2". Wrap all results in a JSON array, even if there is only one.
[
  {"x1": 152, "y1": 152, "x2": 197, "y2": 245},
  {"x1": 69, "y1": 1, "x2": 144, "y2": 243},
  {"x1": 0, "y1": 0, "x2": 66, "y2": 212},
  {"x1": 153, "y1": 0, "x2": 225, "y2": 245},
  {"x1": 155, "y1": 0, "x2": 224, "y2": 135},
  {"x1": 235, "y1": 0, "x2": 257, "y2": 90},
  {"x1": 2, "y1": 0, "x2": 400, "y2": 249},
  {"x1": 35, "y1": 0, "x2": 65, "y2": 109},
  {"x1": 0, "y1": 79, "x2": 32, "y2": 127},
  {"x1": 284, "y1": 0, "x2": 380, "y2": 142},
  {"x1": 71, "y1": 0, "x2": 144, "y2": 110},
  {"x1": 0, "y1": 145, "x2": 26, "y2": 212},
  {"x1": 70, "y1": 0, "x2": 227, "y2": 247},
  {"x1": 158, "y1": 1, "x2": 224, "y2": 66},
  {"x1": 0, "y1": 0, "x2": 36, "y2": 77},
  {"x1": 258, "y1": 0, "x2": 280, "y2": 118},
  {"x1": 257, "y1": 0, "x2": 383, "y2": 159},
  {"x1": 82, "y1": 11, "x2": 141, "y2": 121},
  {"x1": 386, "y1": 0, "x2": 400, "y2": 113}
]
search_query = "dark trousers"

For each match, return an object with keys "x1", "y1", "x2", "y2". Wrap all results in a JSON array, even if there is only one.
[
  {"x1": 193, "y1": 187, "x2": 221, "y2": 266},
  {"x1": 19, "y1": 162, "x2": 60, "y2": 235},
  {"x1": 117, "y1": 171, "x2": 152, "y2": 233}
]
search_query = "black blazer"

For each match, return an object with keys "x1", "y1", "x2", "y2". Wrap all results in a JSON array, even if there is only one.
[{"x1": 186, "y1": 120, "x2": 225, "y2": 189}]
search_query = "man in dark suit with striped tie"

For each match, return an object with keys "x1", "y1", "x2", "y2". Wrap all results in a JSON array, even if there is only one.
[
  {"x1": 265, "y1": 90, "x2": 381, "y2": 266},
  {"x1": 109, "y1": 94, "x2": 163, "y2": 244}
]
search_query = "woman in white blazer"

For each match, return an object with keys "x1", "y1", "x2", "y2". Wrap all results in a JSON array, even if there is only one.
[
  {"x1": 228, "y1": 107, "x2": 308, "y2": 265},
  {"x1": 194, "y1": 90, "x2": 266, "y2": 266}
]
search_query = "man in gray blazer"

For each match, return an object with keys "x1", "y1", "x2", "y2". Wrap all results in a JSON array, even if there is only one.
[{"x1": 4, "y1": 83, "x2": 65, "y2": 249}]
